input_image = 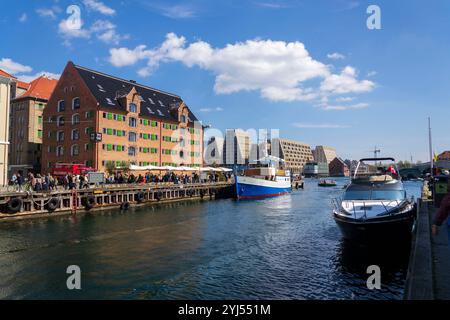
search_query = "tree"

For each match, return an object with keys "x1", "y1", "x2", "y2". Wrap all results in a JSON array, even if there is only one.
[{"x1": 105, "y1": 161, "x2": 116, "y2": 175}]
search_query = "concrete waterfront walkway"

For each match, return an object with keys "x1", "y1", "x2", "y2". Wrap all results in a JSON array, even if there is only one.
[{"x1": 405, "y1": 199, "x2": 450, "y2": 299}]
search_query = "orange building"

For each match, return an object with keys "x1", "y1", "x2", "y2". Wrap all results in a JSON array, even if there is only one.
[
  {"x1": 42, "y1": 62, "x2": 203, "y2": 173},
  {"x1": 9, "y1": 76, "x2": 58, "y2": 174}
]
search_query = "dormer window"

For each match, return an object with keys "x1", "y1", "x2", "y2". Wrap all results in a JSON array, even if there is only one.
[
  {"x1": 180, "y1": 114, "x2": 186, "y2": 123},
  {"x1": 129, "y1": 103, "x2": 138, "y2": 113}
]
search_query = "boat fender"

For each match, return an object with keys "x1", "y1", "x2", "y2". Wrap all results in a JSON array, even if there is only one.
[
  {"x1": 200, "y1": 189, "x2": 205, "y2": 198},
  {"x1": 136, "y1": 192, "x2": 145, "y2": 203},
  {"x1": 46, "y1": 197, "x2": 60, "y2": 212},
  {"x1": 120, "y1": 202, "x2": 130, "y2": 210},
  {"x1": 84, "y1": 195, "x2": 96, "y2": 210},
  {"x1": 155, "y1": 191, "x2": 163, "y2": 201},
  {"x1": 7, "y1": 197, "x2": 22, "y2": 214}
]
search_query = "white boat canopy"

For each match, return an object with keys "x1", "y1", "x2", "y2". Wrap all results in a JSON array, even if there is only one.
[
  {"x1": 252, "y1": 155, "x2": 285, "y2": 164},
  {"x1": 128, "y1": 165, "x2": 232, "y2": 172}
]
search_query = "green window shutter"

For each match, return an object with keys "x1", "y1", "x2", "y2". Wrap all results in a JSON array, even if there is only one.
[
  {"x1": 37, "y1": 130, "x2": 42, "y2": 138},
  {"x1": 107, "y1": 128, "x2": 113, "y2": 135},
  {"x1": 38, "y1": 116, "x2": 42, "y2": 124},
  {"x1": 107, "y1": 144, "x2": 112, "y2": 151},
  {"x1": 107, "y1": 113, "x2": 113, "y2": 120}
]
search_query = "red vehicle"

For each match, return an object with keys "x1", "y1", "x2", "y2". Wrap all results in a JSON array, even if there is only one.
[{"x1": 51, "y1": 163, "x2": 95, "y2": 177}]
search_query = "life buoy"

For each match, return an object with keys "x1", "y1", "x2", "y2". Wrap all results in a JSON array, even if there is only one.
[
  {"x1": 46, "y1": 197, "x2": 60, "y2": 212},
  {"x1": 7, "y1": 198, "x2": 22, "y2": 214},
  {"x1": 136, "y1": 192, "x2": 145, "y2": 203},
  {"x1": 84, "y1": 195, "x2": 96, "y2": 210},
  {"x1": 120, "y1": 202, "x2": 130, "y2": 210}
]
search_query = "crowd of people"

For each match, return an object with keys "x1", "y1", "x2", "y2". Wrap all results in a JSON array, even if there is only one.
[
  {"x1": 104, "y1": 171, "x2": 231, "y2": 185},
  {"x1": 8, "y1": 170, "x2": 233, "y2": 192}
]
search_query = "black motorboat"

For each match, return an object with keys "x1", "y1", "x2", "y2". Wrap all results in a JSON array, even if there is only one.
[{"x1": 332, "y1": 158, "x2": 416, "y2": 243}]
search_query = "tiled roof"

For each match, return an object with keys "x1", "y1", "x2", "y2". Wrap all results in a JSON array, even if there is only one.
[
  {"x1": 74, "y1": 64, "x2": 198, "y2": 123},
  {"x1": 0, "y1": 68, "x2": 16, "y2": 79},
  {"x1": 438, "y1": 151, "x2": 450, "y2": 158},
  {"x1": 16, "y1": 80, "x2": 30, "y2": 90},
  {"x1": 15, "y1": 76, "x2": 58, "y2": 101}
]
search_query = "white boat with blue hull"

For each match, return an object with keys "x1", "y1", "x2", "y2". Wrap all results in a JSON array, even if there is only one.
[{"x1": 235, "y1": 156, "x2": 291, "y2": 199}]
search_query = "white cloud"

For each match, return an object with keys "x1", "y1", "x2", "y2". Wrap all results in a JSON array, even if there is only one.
[
  {"x1": 320, "y1": 66, "x2": 375, "y2": 95},
  {"x1": 0, "y1": 58, "x2": 32, "y2": 74},
  {"x1": 17, "y1": 72, "x2": 61, "y2": 83},
  {"x1": 157, "y1": 5, "x2": 196, "y2": 19},
  {"x1": 110, "y1": 45, "x2": 149, "y2": 67},
  {"x1": 36, "y1": 8, "x2": 57, "y2": 20},
  {"x1": 91, "y1": 20, "x2": 128, "y2": 45},
  {"x1": 199, "y1": 107, "x2": 224, "y2": 112},
  {"x1": 257, "y1": 2, "x2": 289, "y2": 9},
  {"x1": 292, "y1": 123, "x2": 350, "y2": 129},
  {"x1": 322, "y1": 102, "x2": 369, "y2": 111},
  {"x1": 327, "y1": 52, "x2": 345, "y2": 60},
  {"x1": 367, "y1": 70, "x2": 377, "y2": 77},
  {"x1": 58, "y1": 19, "x2": 127, "y2": 45},
  {"x1": 83, "y1": 0, "x2": 116, "y2": 16},
  {"x1": 19, "y1": 13, "x2": 27, "y2": 23},
  {"x1": 108, "y1": 33, "x2": 375, "y2": 105},
  {"x1": 335, "y1": 96, "x2": 355, "y2": 102},
  {"x1": 58, "y1": 18, "x2": 90, "y2": 39}
]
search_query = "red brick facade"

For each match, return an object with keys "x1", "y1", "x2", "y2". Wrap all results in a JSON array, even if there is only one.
[{"x1": 42, "y1": 62, "x2": 203, "y2": 173}]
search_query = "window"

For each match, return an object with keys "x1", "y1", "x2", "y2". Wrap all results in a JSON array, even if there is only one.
[
  {"x1": 57, "y1": 131, "x2": 64, "y2": 142},
  {"x1": 129, "y1": 117, "x2": 137, "y2": 127},
  {"x1": 128, "y1": 132, "x2": 137, "y2": 142},
  {"x1": 37, "y1": 130, "x2": 42, "y2": 139},
  {"x1": 71, "y1": 145, "x2": 79, "y2": 156},
  {"x1": 97, "y1": 84, "x2": 106, "y2": 92},
  {"x1": 72, "y1": 129, "x2": 80, "y2": 140},
  {"x1": 129, "y1": 103, "x2": 138, "y2": 113},
  {"x1": 38, "y1": 116, "x2": 42, "y2": 125},
  {"x1": 180, "y1": 115, "x2": 186, "y2": 123},
  {"x1": 72, "y1": 114, "x2": 80, "y2": 125},
  {"x1": 128, "y1": 146, "x2": 136, "y2": 156},
  {"x1": 106, "y1": 98, "x2": 115, "y2": 105},
  {"x1": 72, "y1": 97, "x2": 80, "y2": 110},
  {"x1": 85, "y1": 143, "x2": 90, "y2": 151},
  {"x1": 57, "y1": 100, "x2": 65, "y2": 112},
  {"x1": 56, "y1": 146, "x2": 64, "y2": 156},
  {"x1": 57, "y1": 116, "x2": 65, "y2": 127}
]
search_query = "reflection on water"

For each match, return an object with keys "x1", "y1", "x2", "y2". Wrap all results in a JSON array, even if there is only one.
[{"x1": 0, "y1": 178, "x2": 421, "y2": 299}]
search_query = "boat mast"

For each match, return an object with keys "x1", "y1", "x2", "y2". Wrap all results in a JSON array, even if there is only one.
[{"x1": 428, "y1": 117, "x2": 434, "y2": 176}]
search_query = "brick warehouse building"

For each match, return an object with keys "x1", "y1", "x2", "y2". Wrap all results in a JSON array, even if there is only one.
[{"x1": 42, "y1": 62, "x2": 203, "y2": 172}]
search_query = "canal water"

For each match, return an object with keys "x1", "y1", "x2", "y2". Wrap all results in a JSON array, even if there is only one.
[{"x1": 0, "y1": 178, "x2": 421, "y2": 300}]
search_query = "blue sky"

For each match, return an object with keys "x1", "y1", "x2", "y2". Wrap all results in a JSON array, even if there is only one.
[{"x1": 1, "y1": 0, "x2": 450, "y2": 162}]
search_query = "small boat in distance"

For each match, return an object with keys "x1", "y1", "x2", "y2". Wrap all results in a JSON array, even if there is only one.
[
  {"x1": 235, "y1": 156, "x2": 291, "y2": 199},
  {"x1": 332, "y1": 157, "x2": 416, "y2": 243},
  {"x1": 318, "y1": 179, "x2": 337, "y2": 187}
]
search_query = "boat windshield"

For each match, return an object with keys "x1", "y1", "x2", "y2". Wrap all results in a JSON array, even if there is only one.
[{"x1": 343, "y1": 190, "x2": 406, "y2": 201}]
